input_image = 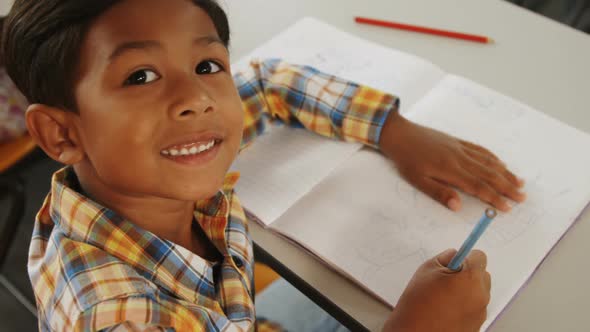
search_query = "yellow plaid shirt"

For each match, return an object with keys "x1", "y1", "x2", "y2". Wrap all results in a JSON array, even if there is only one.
[{"x1": 28, "y1": 59, "x2": 399, "y2": 331}]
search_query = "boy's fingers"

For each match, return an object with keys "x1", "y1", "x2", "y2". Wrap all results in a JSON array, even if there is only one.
[
  {"x1": 435, "y1": 248, "x2": 458, "y2": 267},
  {"x1": 474, "y1": 310, "x2": 488, "y2": 328},
  {"x1": 447, "y1": 169, "x2": 512, "y2": 212},
  {"x1": 462, "y1": 159, "x2": 527, "y2": 203},
  {"x1": 464, "y1": 150, "x2": 525, "y2": 189},
  {"x1": 498, "y1": 166, "x2": 525, "y2": 188},
  {"x1": 484, "y1": 271, "x2": 492, "y2": 293},
  {"x1": 463, "y1": 143, "x2": 526, "y2": 188},
  {"x1": 466, "y1": 250, "x2": 487, "y2": 271},
  {"x1": 460, "y1": 140, "x2": 501, "y2": 162},
  {"x1": 408, "y1": 175, "x2": 462, "y2": 211},
  {"x1": 464, "y1": 149, "x2": 503, "y2": 168}
]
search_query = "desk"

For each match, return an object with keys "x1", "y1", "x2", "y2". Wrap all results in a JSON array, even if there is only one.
[{"x1": 224, "y1": 0, "x2": 590, "y2": 331}]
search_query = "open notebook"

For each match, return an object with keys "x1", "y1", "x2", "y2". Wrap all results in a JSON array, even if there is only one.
[{"x1": 230, "y1": 17, "x2": 590, "y2": 330}]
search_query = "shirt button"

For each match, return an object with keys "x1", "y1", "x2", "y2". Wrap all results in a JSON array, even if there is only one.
[{"x1": 232, "y1": 255, "x2": 244, "y2": 268}]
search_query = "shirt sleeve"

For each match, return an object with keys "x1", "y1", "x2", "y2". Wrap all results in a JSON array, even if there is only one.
[
  {"x1": 74, "y1": 296, "x2": 250, "y2": 332},
  {"x1": 233, "y1": 59, "x2": 400, "y2": 150}
]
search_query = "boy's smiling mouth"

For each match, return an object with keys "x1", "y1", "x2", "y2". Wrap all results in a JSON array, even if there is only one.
[
  {"x1": 160, "y1": 134, "x2": 224, "y2": 165},
  {"x1": 161, "y1": 139, "x2": 217, "y2": 156}
]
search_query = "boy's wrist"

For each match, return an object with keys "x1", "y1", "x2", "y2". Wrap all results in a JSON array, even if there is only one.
[
  {"x1": 378, "y1": 109, "x2": 410, "y2": 155},
  {"x1": 382, "y1": 305, "x2": 421, "y2": 332}
]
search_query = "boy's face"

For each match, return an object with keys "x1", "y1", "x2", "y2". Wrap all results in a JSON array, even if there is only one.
[{"x1": 73, "y1": 0, "x2": 244, "y2": 201}]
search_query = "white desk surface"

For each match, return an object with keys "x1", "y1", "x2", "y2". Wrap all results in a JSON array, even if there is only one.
[{"x1": 223, "y1": 0, "x2": 590, "y2": 331}]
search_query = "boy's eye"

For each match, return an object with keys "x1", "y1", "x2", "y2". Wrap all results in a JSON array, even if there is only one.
[
  {"x1": 124, "y1": 69, "x2": 160, "y2": 86},
  {"x1": 195, "y1": 60, "x2": 223, "y2": 75}
]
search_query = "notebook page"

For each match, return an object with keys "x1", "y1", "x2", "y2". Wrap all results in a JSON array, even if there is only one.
[
  {"x1": 271, "y1": 75, "x2": 590, "y2": 330},
  {"x1": 230, "y1": 126, "x2": 361, "y2": 225},
  {"x1": 232, "y1": 17, "x2": 446, "y2": 112}
]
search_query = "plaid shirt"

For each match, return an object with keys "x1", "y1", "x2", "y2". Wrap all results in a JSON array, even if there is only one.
[{"x1": 28, "y1": 59, "x2": 399, "y2": 331}]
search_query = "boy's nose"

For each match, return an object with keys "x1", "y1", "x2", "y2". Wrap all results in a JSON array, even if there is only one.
[{"x1": 168, "y1": 78, "x2": 216, "y2": 120}]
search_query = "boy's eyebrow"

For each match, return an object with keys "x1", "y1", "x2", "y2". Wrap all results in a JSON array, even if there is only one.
[
  {"x1": 108, "y1": 36, "x2": 226, "y2": 62},
  {"x1": 109, "y1": 40, "x2": 161, "y2": 62},
  {"x1": 194, "y1": 35, "x2": 225, "y2": 48},
  {"x1": 194, "y1": 35, "x2": 228, "y2": 54}
]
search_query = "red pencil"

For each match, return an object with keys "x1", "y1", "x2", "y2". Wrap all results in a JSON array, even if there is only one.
[{"x1": 354, "y1": 16, "x2": 493, "y2": 44}]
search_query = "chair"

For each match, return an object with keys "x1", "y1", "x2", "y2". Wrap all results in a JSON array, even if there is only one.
[
  {"x1": 0, "y1": 133, "x2": 35, "y2": 265},
  {"x1": 0, "y1": 174, "x2": 25, "y2": 269},
  {"x1": 254, "y1": 262, "x2": 280, "y2": 294},
  {"x1": 0, "y1": 133, "x2": 38, "y2": 317},
  {"x1": 0, "y1": 134, "x2": 36, "y2": 173}
]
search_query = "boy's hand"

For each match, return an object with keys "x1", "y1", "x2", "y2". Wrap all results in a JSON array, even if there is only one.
[
  {"x1": 382, "y1": 249, "x2": 491, "y2": 332},
  {"x1": 379, "y1": 112, "x2": 526, "y2": 212}
]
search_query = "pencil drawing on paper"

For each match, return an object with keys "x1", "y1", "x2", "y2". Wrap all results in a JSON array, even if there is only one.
[
  {"x1": 393, "y1": 177, "x2": 449, "y2": 235},
  {"x1": 372, "y1": 175, "x2": 545, "y2": 253},
  {"x1": 354, "y1": 208, "x2": 428, "y2": 268},
  {"x1": 481, "y1": 204, "x2": 543, "y2": 248}
]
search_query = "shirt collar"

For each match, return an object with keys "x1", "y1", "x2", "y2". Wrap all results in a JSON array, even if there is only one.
[
  {"x1": 47, "y1": 167, "x2": 241, "y2": 303},
  {"x1": 194, "y1": 171, "x2": 240, "y2": 217},
  {"x1": 192, "y1": 171, "x2": 241, "y2": 256}
]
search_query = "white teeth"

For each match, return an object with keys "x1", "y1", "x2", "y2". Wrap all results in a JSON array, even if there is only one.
[
  {"x1": 162, "y1": 139, "x2": 216, "y2": 157},
  {"x1": 200, "y1": 140, "x2": 214, "y2": 152}
]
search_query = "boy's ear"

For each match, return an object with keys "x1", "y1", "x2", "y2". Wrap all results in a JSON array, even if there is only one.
[{"x1": 25, "y1": 104, "x2": 85, "y2": 165}]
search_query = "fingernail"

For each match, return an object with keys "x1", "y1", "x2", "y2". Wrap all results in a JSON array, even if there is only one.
[
  {"x1": 518, "y1": 191, "x2": 527, "y2": 201},
  {"x1": 504, "y1": 202, "x2": 513, "y2": 211},
  {"x1": 448, "y1": 198, "x2": 461, "y2": 211},
  {"x1": 517, "y1": 177, "x2": 526, "y2": 186}
]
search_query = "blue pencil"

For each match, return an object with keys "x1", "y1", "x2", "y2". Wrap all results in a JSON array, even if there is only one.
[{"x1": 448, "y1": 208, "x2": 497, "y2": 271}]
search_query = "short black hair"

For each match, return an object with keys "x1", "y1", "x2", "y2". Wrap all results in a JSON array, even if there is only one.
[{"x1": 1, "y1": 0, "x2": 230, "y2": 112}]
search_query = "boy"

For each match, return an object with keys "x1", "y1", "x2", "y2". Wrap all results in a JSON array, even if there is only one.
[{"x1": 2, "y1": 0, "x2": 525, "y2": 331}]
